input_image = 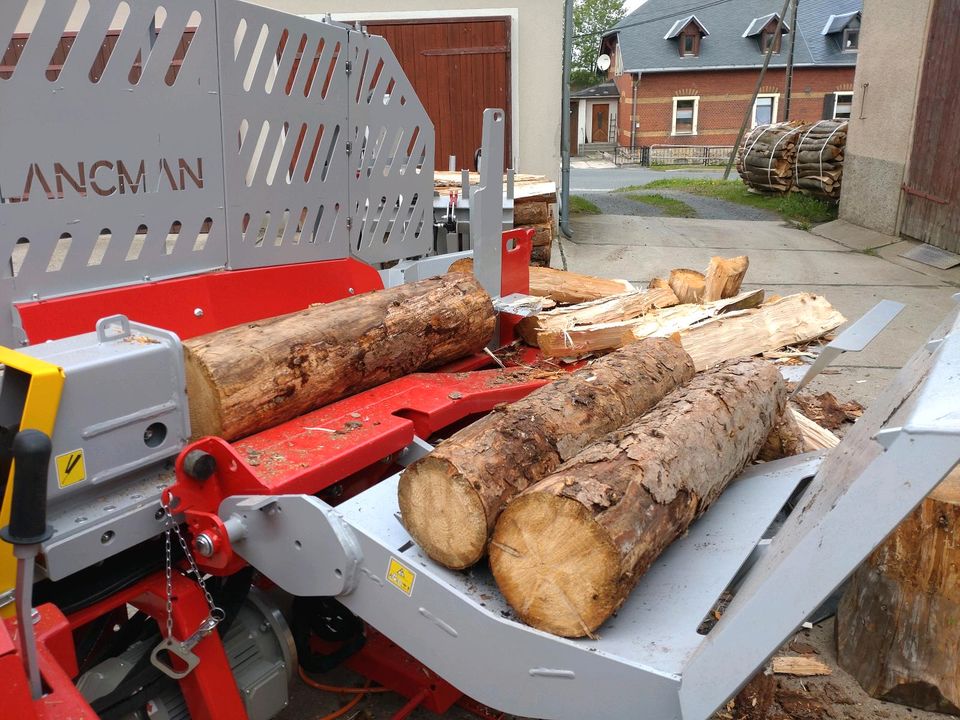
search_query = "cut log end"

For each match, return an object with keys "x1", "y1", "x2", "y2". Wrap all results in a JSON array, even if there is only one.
[
  {"x1": 398, "y1": 456, "x2": 488, "y2": 570},
  {"x1": 490, "y1": 492, "x2": 620, "y2": 638},
  {"x1": 183, "y1": 350, "x2": 225, "y2": 439}
]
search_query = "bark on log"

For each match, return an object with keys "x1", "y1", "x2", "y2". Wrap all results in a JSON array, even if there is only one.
[
  {"x1": 516, "y1": 288, "x2": 679, "y2": 348},
  {"x1": 398, "y1": 338, "x2": 695, "y2": 569},
  {"x1": 703, "y1": 255, "x2": 749, "y2": 301},
  {"x1": 490, "y1": 358, "x2": 786, "y2": 637},
  {"x1": 526, "y1": 221, "x2": 554, "y2": 247},
  {"x1": 183, "y1": 274, "x2": 494, "y2": 441},
  {"x1": 669, "y1": 268, "x2": 705, "y2": 304},
  {"x1": 448, "y1": 258, "x2": 633, "y2": 304},
  {"x1": 514, "y1": 201, "x2": 550, "y2": 225},
  {"x1": 758, "y1": 408, "x2": 805, "y2": 461},
  {"x1": 836, "y1": 468, "x2": 960, "y2": 714}
]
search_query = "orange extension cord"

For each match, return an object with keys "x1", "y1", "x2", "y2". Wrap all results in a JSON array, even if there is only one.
[{"x1": 298, "y1": 666, "x2": 390, "y2": 720}]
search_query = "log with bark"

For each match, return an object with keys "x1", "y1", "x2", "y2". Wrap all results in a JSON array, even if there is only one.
[
  {"x1": 398, "y1": 338, "x2": 694, "y2": 569},
  {"x1": 836, "y1": 468, "x2": 960, "y2": 714},
  {"x1": 490, "y1": 357, "x2": 787, "y2": 637},
  {"x1": 183, "y1": 274, "x2": 494, "y2": 441},
  {"x1": 736, "y1": 122, "x2": 803, "y2": 194},
  {"x1": 792, "y1": 121, "x2": 847, "y2": 200},
  {"x1": 447, "y1": 258, "x2": 633, "y2": 304},
  {"x1": 513, "y1": 201, "x2": 550, "y2": 225}
]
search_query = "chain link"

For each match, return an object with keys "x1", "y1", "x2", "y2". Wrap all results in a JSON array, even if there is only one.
[{"x1": 160, "y1": 496, "x2": 225, "y2": 640}]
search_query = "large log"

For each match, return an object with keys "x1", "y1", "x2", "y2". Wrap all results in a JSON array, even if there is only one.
[
  {"x1": 398, "y1": 338, "x2": 694, "y2": 569},
  {"x1": 836, "y1": 469, "x2": 960, "y2": 714},
  {"x1": 183, "y1": 274, "x2": 494, "y2": 441},
  {"x1": 513, "y1": 201, "x2": 550, "y2": 225},
  {"x1": 490, "y1": 358, "x2": 786, "y2": 637},
  {"x1": 447, "y1": 258, "x2": 633, "y2": 304}
]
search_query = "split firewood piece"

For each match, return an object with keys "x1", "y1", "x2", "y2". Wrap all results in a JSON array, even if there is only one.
[
  {"x1": 515, "y1": 287, "x2": 679, "y2": 347},
  {"x1": 703, "y1": 255, "x2": 749, "y2": 301},
  {"x1": 447, "y1": 258, "x2": 633, "y2": 304},
  {"x1": 668, "y1": 268, "x2": 705, "y2": 304},
  {"x1": 790, "y1": 407, "x2": 840, "y2": 451},
  {"x1": 183, "y1": 274, "x2": 494, "y2": 441},
  {"x1": 671, "y1": 293, "x2": 846, "y2": 371},
  {"x1": 398, "y1": 338, "x2": 694, "y2": 569},
  {"x1": 771, "y1": 656, "x2": 833, "y2": 677},
  {"x1": 648, "y1": 277, "x2": 671, "y2": 290},
  {"x1": 536, "y1": 289, "x2": 764, "y2": 358},
  {"x1": 490, "y1": 358, "x2": 786, "y2": 637}
]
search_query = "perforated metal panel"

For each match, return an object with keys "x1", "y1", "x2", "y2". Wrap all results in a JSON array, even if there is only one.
[
  {"x1": 0, "y1": 0, "x2": 436, "y2": 333},
  {"x1": 0, "y1": 0, "x2": 229, "y2": 305},
  {"x1": 216, "y1": 2, "x2": 351, "y2": 268},
  {"x1": 347, "y1": 32, "x2": 434, "y2": 264}
]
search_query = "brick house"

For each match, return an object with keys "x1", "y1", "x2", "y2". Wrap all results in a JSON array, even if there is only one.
[{"x1": 597, "y1": 0, "x2": 861, "y2": 155}]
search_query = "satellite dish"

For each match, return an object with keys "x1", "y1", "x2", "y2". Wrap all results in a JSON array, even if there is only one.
[{"x1": 596, "y1": 54, "x2": 611, "y2": 71}]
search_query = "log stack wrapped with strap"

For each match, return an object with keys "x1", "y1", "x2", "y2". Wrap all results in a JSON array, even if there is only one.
[
  {"x1": 736, "y1": 121, "x2": 804, "y2": 193},
  {"x1": 792, "y1": 120, "x2": 847, "y2": 200}
]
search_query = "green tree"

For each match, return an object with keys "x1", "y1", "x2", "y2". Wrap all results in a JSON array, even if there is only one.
[{"x1": 573, "y1": 0, "x2": 625, "y2": 75}]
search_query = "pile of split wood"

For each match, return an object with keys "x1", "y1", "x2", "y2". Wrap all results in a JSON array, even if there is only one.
[
  {"x1": 399, "y1": 257, "x2": 847, "y2": 638},
  {"x1": 737, "y1": 120, "x2": 848, "y2": 200},
  {"x1": 792, "y1": 120, "x2": 847, "y2": 200},
  {"x1": 737, "y1": 121, "x2": 804, "y2": 193}
]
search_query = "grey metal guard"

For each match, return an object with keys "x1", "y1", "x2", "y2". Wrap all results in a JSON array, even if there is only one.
[{"x1": 0, "y1": 0, "x2": 435, "y2": 344}]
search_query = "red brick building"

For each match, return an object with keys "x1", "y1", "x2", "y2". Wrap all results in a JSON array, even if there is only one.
[{"x1": 596, "y1": 0, "x2": 861, "y2": 154}]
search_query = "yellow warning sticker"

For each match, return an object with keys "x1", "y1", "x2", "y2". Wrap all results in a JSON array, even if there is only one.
[
  {"x1": 386, "y1": 556, "x2": 416, "y2": 596},
  {"x1": 55, "y1": 448, "x2": 86, "y2": 488}
]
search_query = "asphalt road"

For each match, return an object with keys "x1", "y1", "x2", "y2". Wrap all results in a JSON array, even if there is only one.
[{"x1": 570, "y1": 164, "x2": 724, "y2": 192}]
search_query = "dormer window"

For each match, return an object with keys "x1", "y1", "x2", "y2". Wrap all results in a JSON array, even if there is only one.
[
  {"x1": 743, "y1": 14, "x2": 789, "y2": 55},
  {"x1": 664, "y1": 15, "x2": 709, "y2": 58},
  {"x1": 823, "y1": 12, "x2": 861, "y2": 53}
]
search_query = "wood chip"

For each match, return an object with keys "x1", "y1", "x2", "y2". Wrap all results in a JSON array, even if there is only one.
[{"x1": 772, "y1": 656, "x2": 833, "y2": 677}]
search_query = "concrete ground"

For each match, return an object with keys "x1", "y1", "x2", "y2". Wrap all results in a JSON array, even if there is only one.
[{"x1": 557, "y1": 214, "x2": 959, "y2": 408}]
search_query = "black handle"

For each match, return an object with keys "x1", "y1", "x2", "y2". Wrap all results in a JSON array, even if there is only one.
[{"x1": 0, "y1": 430, "x2": 53, "y2": 545}]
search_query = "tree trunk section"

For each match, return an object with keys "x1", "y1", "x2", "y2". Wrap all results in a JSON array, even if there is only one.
[
  {"x1": 398, "y1": 338, "x2": 694, "y2": 569},
  {"x1": 183, "y1": 274, "x2": 494, "y2": 441},
  {"x1": 758, "y1": 408, "x2": 805, "y2": 461},
  {"x1": 490, "y1": 358, "x2": 786, "y2": 637},
  {"x1": 836, "y1": 469, "x2": 960, "y2": 714}
]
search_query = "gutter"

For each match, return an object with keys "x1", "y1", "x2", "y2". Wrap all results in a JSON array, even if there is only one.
[
  {"x1": 559, "y1": 0, "x2": 574, "y2": 239},
  {"x1": 621, "y1": 62, "x2": 855, "y2": 73}
]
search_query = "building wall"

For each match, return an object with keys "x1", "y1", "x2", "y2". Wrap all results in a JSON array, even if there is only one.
[
  {"x1": 610, "y1": 67, "x2": 855, "y2": 149},
  {"x1": 259, "y1": 1, "x2": 563, "y2": 183},
  {"x1": 839, "y1": 0, "x2": 933, "y2": 235}
]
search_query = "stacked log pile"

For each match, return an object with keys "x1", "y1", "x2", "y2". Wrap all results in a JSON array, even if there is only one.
[
  {"x1": 736, "y1": 121, "x2": 804, "y2": 193},
  {"x1": 736, "y1": 120, "x2": 848, "y2": 200},
  {"x1": 792, "y1": 120, "x2": 847, "y2": 200}
]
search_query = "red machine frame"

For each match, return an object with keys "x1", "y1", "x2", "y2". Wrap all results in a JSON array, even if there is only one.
[{"x1": 7, "y1": 230, "x2": 549, "y2": 719}]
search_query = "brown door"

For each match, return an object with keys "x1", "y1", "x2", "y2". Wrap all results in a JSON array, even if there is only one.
[
  {"x1": 592, "y1": 104, "x2": 609, "y2": 143},
  {"x1": 901, "y1": 0, "x2": 960, "y2": 252},
  {"x1": 570, "y1": 101, "x2": 580, "y2": 156},
  {"x1": 364, "y1": 19, "x2": 511, "y2": 170}
]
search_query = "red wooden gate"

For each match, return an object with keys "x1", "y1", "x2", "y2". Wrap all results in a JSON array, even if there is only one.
[{"x1": 900, "y1": 0, "x2": 960, "y2": 253}]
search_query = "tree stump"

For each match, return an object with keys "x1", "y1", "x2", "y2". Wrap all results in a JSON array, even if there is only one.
[{"x1": 836, "y1": 468, "x2": 960, "y2": 714}]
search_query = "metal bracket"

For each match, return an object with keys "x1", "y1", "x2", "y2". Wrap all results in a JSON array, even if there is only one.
[
  {"x1": 218, "y1": 495, "x2": 363, "y2": 597},
  {"x1": 791, "y1": 299, "x2": 904, "y2": 396},
  {"x1": 471, "y1": 109, "x2": 507, "y2": 302}
]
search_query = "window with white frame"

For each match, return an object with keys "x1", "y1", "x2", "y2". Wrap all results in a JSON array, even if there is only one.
[
  {"x1": 672, "y1": 96, "x2": 698, "y2": 135},
  {"x1": 752, "y1": 94, "x2": 779, "y2": 127},
  {"x1": 833, "y1": 92, "x2": 853, "y2": 119}
]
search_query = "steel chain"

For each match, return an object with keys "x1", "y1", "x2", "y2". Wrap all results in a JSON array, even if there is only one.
[{"x1": 160, "y1": 496, "x2": 225, "y2": 640}]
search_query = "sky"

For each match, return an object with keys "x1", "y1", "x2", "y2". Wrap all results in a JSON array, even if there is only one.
[{"x1": 623, "y1": 0, "x2": 649, "y2": 12}]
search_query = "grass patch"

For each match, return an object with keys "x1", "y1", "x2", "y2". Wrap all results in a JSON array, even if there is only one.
[
  {"x1": 619, "y1": 179, "x2": 837, "y2": 226},
  {"x1": 569, "y1": 194, "x2": 602, "y2": 215},
  {"x1": 649, "y1": 163, "x2": 725, "y2": 172},
  {"x1": 624, "y1": 193, "x2": 697, "y2": 218}
]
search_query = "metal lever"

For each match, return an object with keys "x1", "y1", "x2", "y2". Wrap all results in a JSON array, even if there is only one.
[
  {"x1": 791, "y1": 300, "x2": 905, "y2": 397},
  {"x1": 0, "y1": 430, "x2": 54, "y2": 700}
]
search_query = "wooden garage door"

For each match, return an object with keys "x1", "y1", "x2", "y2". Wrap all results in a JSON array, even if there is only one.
[
  {"x1": 900, "y1": 0, "x2": 960, "y2": 253},
  {"x1": 364, "y1": 18, "x2": 511, "y2": 171}
]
